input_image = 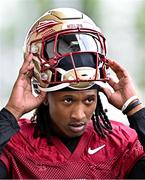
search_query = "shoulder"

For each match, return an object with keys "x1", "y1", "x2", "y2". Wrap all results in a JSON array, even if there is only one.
[
  {"x1": 86, "y1": 121, "x2": 144, "y2": 163},
  {"x1": 107, "y1": 120, "x2": 144, "y2": 155},
  {"x1": 110, "y1": 120, "x2": 138, "y2": 141},
  {"x1": 88, "y1": 120, "x2": 141, "y2": 148},
  {"x1": 8, "y1": 118, "x2": 36, "y2": 146},
  {"x1": 88, "y1": 120, "x2": 138, "y2": 142},
  {"x1": 4, "y1": 118, "x2": 49, "y2": 152}
]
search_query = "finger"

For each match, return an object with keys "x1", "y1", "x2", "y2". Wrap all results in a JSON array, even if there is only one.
[
  {"x1": 107, "y1": 77, "x2": 118, "y2": 90},
  {"x1": 19, "y1": 54, "x2": 33, "y2": 75},
  {"x1": 35, "y1": 91, "x2": 47, "y2": 105},
  {"x1": 106, "y1": 58, "x2": 129, "y2": 79},
  {"x1": 26, "y1": 63, "x2": 34, "y2": 78}
]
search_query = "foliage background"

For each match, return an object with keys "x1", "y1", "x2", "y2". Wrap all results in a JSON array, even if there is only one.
[{"x1": 0, "y1": 0, "x2": 145, "y2": 124}]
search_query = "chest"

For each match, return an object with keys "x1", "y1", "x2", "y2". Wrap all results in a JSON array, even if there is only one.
[{"x1": 4, "y1": 130, "x2": 133, "y2": 179}]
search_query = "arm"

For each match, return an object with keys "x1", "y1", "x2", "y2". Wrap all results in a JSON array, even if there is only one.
[
  {"x1": 0, "y1": 54, "x2": 46, "y2": 153},
  {"x1": 0, "y1": 108, "x2": 19, "y2": 154},
  {"x1": 0, "y1": 160, "x2": 8, "y2": 178},
  {"x1": 0, "y1": 108, "x2": 18, "y2": 178},
  {"x1": 0, "y1": 54, "x2": 46, "y2": 177},
  {"x1": 128, "y1": 108, "x2": 145, "y2": 149},
  {"x1": 127, "y1": 109, "x2": 145, "y2": 177},
  {"x1": 128, "y1": 156, "x2": 145, "y2": 178},
  {"x1": 102, "y1": 59, "x2": 145, "y2": 144},
  {"x1": 102, "y1": 59, "x2": 145, "y2": 178}
]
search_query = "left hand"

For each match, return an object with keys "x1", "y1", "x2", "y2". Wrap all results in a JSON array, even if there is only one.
[{"x1": 102, "y1": 58, "x2": 138, "y2": 110}]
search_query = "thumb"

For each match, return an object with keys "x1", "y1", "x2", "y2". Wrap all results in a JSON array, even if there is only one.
[{"x1": 36, "y1": 91, "x2": 47, "y2": 105}]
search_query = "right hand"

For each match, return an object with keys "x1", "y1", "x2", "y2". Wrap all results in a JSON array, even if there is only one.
[
  {"x1": 101, "y1": 58, "x2": 143, "y2": 115},
  {"x1": 5, "y1": 54, "x2": 46, "y2": 120}
]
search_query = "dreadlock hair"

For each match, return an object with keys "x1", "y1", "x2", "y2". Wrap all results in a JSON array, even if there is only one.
[
  {"x1": 31, "y1": 103, "x2": 53, "y2": 144},
  {"x1": 31, "y1": 91, "x2": 112, "y2": 141},
  {"x1": 92, "y1": 93, "x2": 112, "y2": 138}
]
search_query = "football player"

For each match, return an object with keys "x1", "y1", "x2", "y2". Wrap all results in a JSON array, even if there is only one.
[{"x1": 0, "y1": 8, "x2": 145, "y2": 178}]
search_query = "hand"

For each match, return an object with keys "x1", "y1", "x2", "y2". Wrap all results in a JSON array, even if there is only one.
[
  {"x1": 102, "y1": 58, "x2": 138, "y2": 110},
  {"x1": 5, "y1": 54, "x2": 46, "y2": 120}
]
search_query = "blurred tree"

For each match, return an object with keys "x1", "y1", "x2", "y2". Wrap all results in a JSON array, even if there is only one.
[
  {"x1": 80, "y1": 0, "x2": 101, "y2": 23},
  {"x1": 0, "y1": 25, "x2": 16, "y2": 48},
  {"x1": 136, "y1": 1, "x2": 145, "y2": 44},
  {"x1": 135, "y1": 1, "x2": 145, "y2": 90},
  {"x1": 35, "y1": 0, "x2": 54, "y2": 14}
]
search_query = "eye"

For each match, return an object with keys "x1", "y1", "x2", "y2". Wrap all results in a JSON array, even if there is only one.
[
  {"x1": 64, "y1": 97, "x2": 73, "y2": 104},
  {"x1": 85, "y1": 97, "x2": 96, "y2": 105}
]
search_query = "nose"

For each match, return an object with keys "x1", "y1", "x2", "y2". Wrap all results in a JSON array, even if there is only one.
[{"x1": 71, "y1": 104, "x2": 86, "y2": 121}]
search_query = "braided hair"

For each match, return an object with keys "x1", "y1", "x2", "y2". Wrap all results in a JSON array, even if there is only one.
[
  {"x1": 92, "y1": 93, "x2": 112, "y2": 138},
  {"x1": 31, "y1": 103, "x2": 51, "y2": 140},
  {"x1": 31, "y1": 92, "x2": 112, "y2": 139}
]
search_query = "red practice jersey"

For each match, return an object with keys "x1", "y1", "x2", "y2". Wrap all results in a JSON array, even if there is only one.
[{"x1": 0, "y1": 119, "x2": 144, "y2": 179}]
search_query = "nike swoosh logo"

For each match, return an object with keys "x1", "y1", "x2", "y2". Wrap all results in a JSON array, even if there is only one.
[{"x1": 88, "y1": 144, "x2": 105, "y2": 155}]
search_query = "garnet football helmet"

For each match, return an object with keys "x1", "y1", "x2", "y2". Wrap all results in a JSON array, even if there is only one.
[{"x1": 23, "y1": 8, "x2": 108, "y2": 92}]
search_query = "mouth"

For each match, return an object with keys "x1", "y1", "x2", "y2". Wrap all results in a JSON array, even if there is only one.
[{"x1": 68, "y1": 122, "x2": 86, "y2": 134}]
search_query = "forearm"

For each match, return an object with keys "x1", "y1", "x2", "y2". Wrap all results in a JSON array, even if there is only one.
[
  {"x1": 128, "y1": 156, "x2": 145, "y2": 178},
  {"x1": 0, "y1": 108, "x2": 20, "y2": 154},
  {"x1": 128, "y1": 107, "x2": 145, "y2": 150}
]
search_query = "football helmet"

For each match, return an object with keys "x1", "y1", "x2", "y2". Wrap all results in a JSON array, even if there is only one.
[{"x1": 23, "y1": 8, "x2": 108, "y2": 92}]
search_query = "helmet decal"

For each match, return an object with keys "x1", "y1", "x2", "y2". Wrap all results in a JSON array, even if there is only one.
[{"x1": 36, "y1": 20, "x2": 62, "y2": 33}]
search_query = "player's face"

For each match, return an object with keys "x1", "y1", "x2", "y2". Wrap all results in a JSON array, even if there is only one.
[{"x1": 47, "y1": 89, "x2": 97, "y2": 138}]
